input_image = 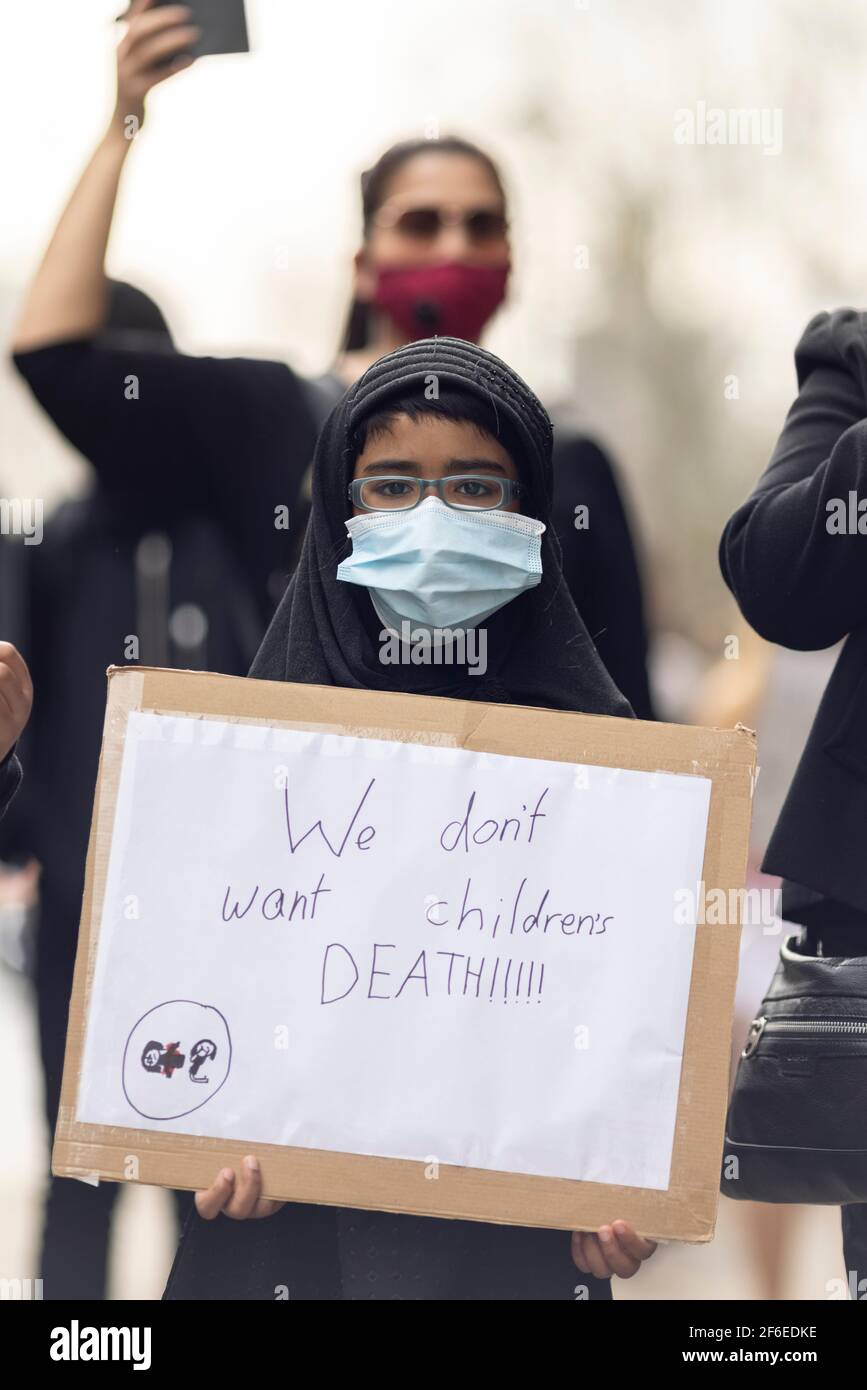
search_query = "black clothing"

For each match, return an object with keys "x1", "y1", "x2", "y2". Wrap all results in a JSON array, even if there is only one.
[
  {"x1": 0, "y1": 746, "x2": 22, "y2": 819},
  {"x1": 304, "y1": 375, "x2": 655, "y2": 715},
  {"x1": 7, "y1": 335, "x2": 322, "y2": 1293},
  {"x1": 7, "y1": 328, "x2": 326, "y2": 910},
  {"x1": 720, "y1": 309, "x2": 867, "y2": 918},
  {"x1": 250, "y1": 335, "x2": 634, "y2": 718},
  {"x1": 551, "y1": 431, "x2": 654, "y2": 719},
  {"x1": 7, "y1": 316, "x2": 326, "y2": 1298},
  {"x1": 165, "y1": 1200, "x2": 608, "y2": 1302},
  {"x1": 0, "y1": 499, "x2": 262, "y2": 1298},
  {"x1": 167, "y1": 337, "x2": 633, "y2": 1302},
  {"x1": 0, "y1": 332, "x2": 328, "y2": 845},
  {"x1": 12, "y1": 339, "x2": 321, "y2": 619},
  {"x1": 1, "y1": 498, "x2": 267, "y2": 929},
  {"x1": 12, "y1": 339, "x2": 654, "y2": 716},
  {"x1": 780, "y1": 884, "x2": 867, "y2": 945},
  {"x1": 13, "y1": 330, "x2": 640, "y2": 1299},
  {"x1": 720, "y1": 309, "x2": 867, "y2": 1282},
  {"x1": 306, "y1": 372, "x2": 654, "y2": 716}
]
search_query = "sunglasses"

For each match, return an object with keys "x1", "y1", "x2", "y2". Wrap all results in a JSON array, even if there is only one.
[{"x1": 371, "y1": 202, "x2": 510, "y2": 244}]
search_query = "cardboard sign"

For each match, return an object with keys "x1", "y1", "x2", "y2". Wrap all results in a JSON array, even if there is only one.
[{"x1": 54, "y1": 667, "x2": 755, "y2": 1241}]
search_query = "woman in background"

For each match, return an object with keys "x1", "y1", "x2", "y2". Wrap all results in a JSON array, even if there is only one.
[{"x1": 10, "y1": 0, "x2": 654, "y2": 717}]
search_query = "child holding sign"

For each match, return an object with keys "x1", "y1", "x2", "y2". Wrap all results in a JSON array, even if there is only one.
[{"x1": 164, "y1": 339, "x2": 658, "y2": 1300}]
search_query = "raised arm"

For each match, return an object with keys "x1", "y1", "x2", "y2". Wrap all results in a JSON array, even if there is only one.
[
  {"x1": 11, "y1": 0, "x2": 198, "y2": 353},
  {"x1": 9, "y1": 2, "x2": 320, "y2": 612},
  {"x1": 721, "y1": 309, "x2": 867, "y2": 651}
]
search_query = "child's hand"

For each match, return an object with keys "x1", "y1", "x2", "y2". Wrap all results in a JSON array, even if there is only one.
[
  {"x1": 195, "y1": 1155, "x2": 285, "y2": 1220},
  {"x1": 0, "y1": 642, "x2": 33, "y2": 762},
  {"x1": 571, "y1": 1221, "x2": 657, "y2": 1279}
]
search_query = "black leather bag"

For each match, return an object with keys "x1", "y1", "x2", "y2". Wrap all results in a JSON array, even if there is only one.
[{"x1": 721, "y1": 934, "x2": 867, "y2": 1204}]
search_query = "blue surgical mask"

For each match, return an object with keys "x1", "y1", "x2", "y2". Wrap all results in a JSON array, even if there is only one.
[{"x1": 336, "y1": 496, "x2": 545, "y2": 631}]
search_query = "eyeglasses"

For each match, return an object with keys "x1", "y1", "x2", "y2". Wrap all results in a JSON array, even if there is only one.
[
  {"x1": 371, "y1": 201, "x2": 510, "y2": 244},
  {"x1": 349, "y1": 475, "x2": 523, "y2": 512}
]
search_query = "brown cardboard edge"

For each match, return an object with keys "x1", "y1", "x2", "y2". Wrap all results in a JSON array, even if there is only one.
[{"x1": 53, "y1": 666, "x2": 754, "y2": 1244}]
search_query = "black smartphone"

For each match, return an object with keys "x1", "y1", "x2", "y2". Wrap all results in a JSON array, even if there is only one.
[{"x1": 151, "y1": 0, "x2": 249, "y2": 58}]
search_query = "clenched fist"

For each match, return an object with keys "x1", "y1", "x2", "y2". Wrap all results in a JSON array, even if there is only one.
[{"x1": 0, "y1": 642, "x2": 33, "y2": 763}]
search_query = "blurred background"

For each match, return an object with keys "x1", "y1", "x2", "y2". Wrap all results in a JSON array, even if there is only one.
[{"x1": 0, "y1": 0, "x2": 859, "y2": 1298}]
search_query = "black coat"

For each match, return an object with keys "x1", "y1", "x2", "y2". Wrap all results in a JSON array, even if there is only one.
[
  {"x1": 720, "y1": 308, "x2": 867, "y2": 915},
  {"x1": 551, "y1": 431, "x2": 654, "y2": 720}
]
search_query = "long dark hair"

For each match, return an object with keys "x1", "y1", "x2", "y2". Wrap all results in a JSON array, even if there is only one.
[{"x1": 341, "y1": 136, "x2": 508, "y2": 352}]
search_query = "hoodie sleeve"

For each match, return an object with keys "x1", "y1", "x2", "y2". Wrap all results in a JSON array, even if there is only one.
[
  {"x1": 720, "y1": 309, "x2": 867, "y2": 650},
  {"x1": 0, "y1": 746, "x2": 22, "y2": 821},
  {"x1": 11, "y1": 337, "x2": 295, "y2": 499},
  {"x1": 12, "y1": 337, "x2": 309, "y2": 608}
]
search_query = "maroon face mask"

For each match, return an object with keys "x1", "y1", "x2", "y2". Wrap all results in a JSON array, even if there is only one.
[{"x1": 372, "y1": 261, "x2": 510, "y2": 342}]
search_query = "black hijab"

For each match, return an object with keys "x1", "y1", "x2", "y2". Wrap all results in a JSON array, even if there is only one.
[
  {"x1": 166, "y1": 340, "x2": 630, "y2": 1302},
  {"x1": 250, "y1": 336, "x2": 633, "y2": 719}
]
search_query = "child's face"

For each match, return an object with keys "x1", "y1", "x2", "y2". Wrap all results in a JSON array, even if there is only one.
[{"x1": 352, "y1": 414, "x2": 522, "y2": 516}]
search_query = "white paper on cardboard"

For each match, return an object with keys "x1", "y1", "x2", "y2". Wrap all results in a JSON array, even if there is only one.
[{"x1": 75, "y1": 711, "x2": 711, "y2": 1190}]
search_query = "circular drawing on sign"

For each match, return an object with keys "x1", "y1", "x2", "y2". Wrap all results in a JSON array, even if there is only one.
[{"x1": 122, "y1": 1000, "x2": 232, "y2": 1120}]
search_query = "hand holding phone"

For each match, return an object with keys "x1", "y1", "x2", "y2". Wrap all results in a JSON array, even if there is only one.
[
  {"x1": 140, "y1": 0, "x2": 249, "y2": 58},
  {"x1": 114, "y1": 2, "x2": 200, "y2": 128},
  {"x1": 112, "y1": 1, "x2": 248, "y2": 131}
]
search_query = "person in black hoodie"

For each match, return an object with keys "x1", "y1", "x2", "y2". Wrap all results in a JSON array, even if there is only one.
[
  {"x1": 11, "y1": 0, "x2": 654, "y2": 719},
  {"x1": 164, "y1": 336, "x2": 658, "y2": 1301},
  {"x1": 720, "y1": 306, "x2": 867, "y2": 1295},
  {"x1": 0, "y1": 280, "x2": 266, "y2": 1300},
  {"x1": 0, "y1": 642, "x2": 31, "y2": 819}
]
